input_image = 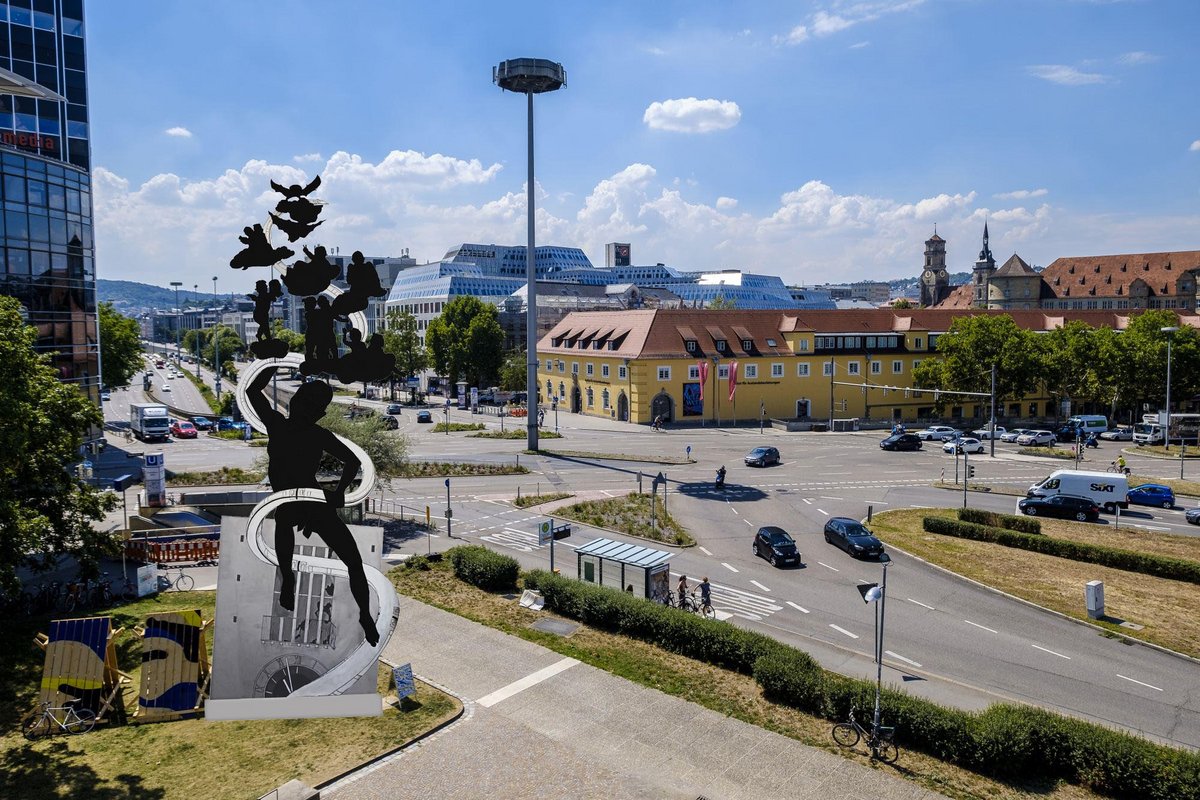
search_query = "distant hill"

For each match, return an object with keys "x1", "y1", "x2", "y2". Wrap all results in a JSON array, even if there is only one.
[{"x1": 98, "y1": 279, "x2": 221, "y2": 313}]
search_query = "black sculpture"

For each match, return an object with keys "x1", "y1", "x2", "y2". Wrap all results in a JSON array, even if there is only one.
[
  {"x1": 248, "y1": 278, "x2": 289, "y2": 359},
  {"x1": 230, "y1": 224, "x2": 294, "y2": 269},
  {"x1": 269, "y1": 176, "x2": 326, "y2": 242},
  {"x1": 282, "y1": 245, "x2": 339, "y2": 297},
  {"x1": 330, "y1": 251, "x2": 388, "y2": 316}
]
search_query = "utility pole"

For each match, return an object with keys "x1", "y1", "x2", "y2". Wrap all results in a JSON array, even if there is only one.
[
  {"x1": 212, "y1": 276, "x2": 221, "y2": 400},
  {"x1": 989, "y1": 362, "x2": 997, "y2": 458},
  {"x1": 828, "y1": 357, "x2": 835, "y2": 430},
  {"x1": 170, "y1": 281, "x2": 182, "y2": 364}
]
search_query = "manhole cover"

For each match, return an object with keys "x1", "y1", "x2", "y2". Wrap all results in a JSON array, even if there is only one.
[{"x1": 531, "y1": 618, "x2": 579, "y2": 637}]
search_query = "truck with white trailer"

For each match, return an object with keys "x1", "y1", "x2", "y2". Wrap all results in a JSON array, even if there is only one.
[{"x1": 130, "y1": 402, "x2": 171, "y2": 442}]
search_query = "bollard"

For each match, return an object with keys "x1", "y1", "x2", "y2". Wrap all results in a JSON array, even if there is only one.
[{"x1": 867, "y1": 504, "x2": 873, "y2": 524}]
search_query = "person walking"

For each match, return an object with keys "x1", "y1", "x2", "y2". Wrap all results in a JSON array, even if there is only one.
[
  {"x1": 699, "y1": 576, "x2": 712, "y2": 615},
  {"x1": 677, "y1": 574, "x2": 689, "y2": 606}
]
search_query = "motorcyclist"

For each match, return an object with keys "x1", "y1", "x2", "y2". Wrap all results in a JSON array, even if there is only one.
[{"x1": 715, "y1": 465, "x2": 727, "y2": 489}]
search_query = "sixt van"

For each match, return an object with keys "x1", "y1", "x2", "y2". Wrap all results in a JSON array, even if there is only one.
[
  {"x1": 1067, "y1": 415, "x2": 1109, "y2": 435},
  {"x1": 1027, "y1": 469, "x2": 1128, "y2": 513}
]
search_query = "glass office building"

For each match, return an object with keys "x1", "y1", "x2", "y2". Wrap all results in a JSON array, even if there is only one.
[{"x1": 0, "y1": 0, "x2": 97, "y2": 414}]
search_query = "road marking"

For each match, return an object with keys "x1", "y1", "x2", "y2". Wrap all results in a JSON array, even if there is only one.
[
  {"x1": 963, "y1": 619, "x2": 998, "y2": 633},
  {"x1": 909, "y1": 504, "x2": 933, "y2": 509},
  {"x1": 749, "y1": 580, "x2": 770, "y2": 592},
  {"x1": 730, "y1": 507, "x2": 740, "y2": 515},
  {"x1": 817, "y1": 509, "x2": 829, "y2": 516},
  {"x1": 476, "y1": 657, "x2": 579, "y2": 708},
  {"x1": 698, "y1": 546, "x2": 712, "y2": 556},
  {"x1": 869, "y1": 501, "x2": 890, "y2": 505},
  {"x1": 816, "y1": 561, "x2": 840, "y2": 572},
  {"x1": 744, "y1": 519, "x2": 754, "y2": 526},
  {"x1": 802, "y1": 498, "x2": 812, "y2": 504},
  {"x1": 829, "y1": 624, "x2": 859, "y2": 639},
  {"x1": 786, "y1": 601, "x2": 810, "y2": 613},
  {"x1": 820, "y1": 496, "x2": 843, "y2": 500},
  {"x1": 885, "y1": 650, "x2": 923, "y2": 668},
  {"x1": 722, "y1": 562, "x2": 739, "y2": 573},
  {"x1": 1031, "y1": 644, "x2": 1071, "y2": 660},
  {"x1": 906, "y1": 598, "x2": 935, "y2": 610},
  {"x1": 1116, "y1": 674, "x2": 1163, "y2": 692}
]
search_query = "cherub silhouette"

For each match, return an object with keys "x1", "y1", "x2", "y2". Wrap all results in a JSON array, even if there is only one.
[
  {"x1": 270, "y1": 211, "x2": 324, "y2": 243},
  {"x1": 270, "y1": 176, "x2": 321, "y2": 198},
  {"x1": 275, "y1": 195, "x2": 322, "y2": 226},
  {"x1": 249, "y1": 279, "x2": 283, "y2": 342},
  {"x1": 331, "y1": 251, "x2": 387, "y2": 316},
  {"x1": 230, "y1": 224, "x2": 294, "y2": 269},
  {"x1": 303, "y1": 295, "x2": 340, "y2": 367},
  {"x1": 336, "y1": 328, "x2": 395, "y2": 384},
  {"x1": 343, "y1": 326, "x2": 366, "y2": 356},
  {"x1": 247, "y1": 367, "x2": 379, "y2": 646},
  {"x1": 283, "y1": 245, "x2": 339, "y2": 297}
]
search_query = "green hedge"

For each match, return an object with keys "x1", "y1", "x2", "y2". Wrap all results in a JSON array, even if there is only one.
[
  {"x1": 447, "y1": 545, "x2": 519, "y2": 591},
  {"x1": 959, "y1": 506, "x2": 1041, "y2": 534},
  {"x1": 923, "y1": 516, "x2": 1200, "y2": 585}
]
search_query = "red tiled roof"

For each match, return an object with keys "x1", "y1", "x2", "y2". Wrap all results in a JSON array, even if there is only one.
[
  {"x1": 1041, "y1": 251, "x2": 1200, "y2": 299},
  {"x1": 933, "y1": 283, "x2": 975, "y2": 309}
]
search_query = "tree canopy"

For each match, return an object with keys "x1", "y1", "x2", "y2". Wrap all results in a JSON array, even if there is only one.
[
  {"x1": 425, "y1": 296, "x2": 505, "y2": 392},
  {"x1": 382, "y1": 308, "x2": 428, "y2": 380},
  {"x1": 98, "y1": 301, "x2": 143, "y2": 388},
  {"x1": 499, "y1": 349, "x2": 527, "y2": 391},
  {"x1": 0, "y1": 296, "x2": 118, "y2": 592}
]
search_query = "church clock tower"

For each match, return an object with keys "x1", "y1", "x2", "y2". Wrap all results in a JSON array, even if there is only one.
[
  {"x1": 972, "y1": 221, "x2": 996, "y2": 308},
  {"x1": 919, "y1": 230, "x2": 949, "y2": 307}
]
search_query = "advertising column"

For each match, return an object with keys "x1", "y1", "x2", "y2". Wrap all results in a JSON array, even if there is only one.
[{"x1": 144, "y1": 452, "x2": 166, "y2": 507}]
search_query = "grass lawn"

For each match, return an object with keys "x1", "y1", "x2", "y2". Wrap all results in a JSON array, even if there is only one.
[
  {"x1": 0, "y1": 591, "x2": 459, "y2": 800},
  {"x1": 431, "y1": 422, "x2": 485, "y2": 433},
  {"x1": 400, "y1": 461, "x2": 529, "y2": 478},
  {"x1": 1126, "y1": 445, "x2": 1200, "y2": 459},
  {"x1": 534, "y1": 448, "x2": 694, "y2": 465},
  {"x1": 513, "y1": 491, "x2": 574, "y2": 508},
  {"x1": 554, "y1": 491, "x2": 694, "y2": 546},
  {"x1": 869, "y1": 508, "x2": 1200, "y2": 658},
  {"x1": 390, "y1": 560, "x2": 1103, "y2": 800},
  {"x1": 470, "y1": 428, "x2": 562, "y2": 439},
  {"x1": 167, "y1": 466, "x2": 265, "y2": 486},
  {"x1": 1017, "y1": 446, "x2": 1076, "y2": 459}
]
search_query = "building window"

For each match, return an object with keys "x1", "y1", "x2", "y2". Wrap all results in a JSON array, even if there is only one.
[
  {"x1": 688, "y1": 365, "x2": 700, "y2": 380},
  {"x1": 715, "y1": 340, "x2": 726, "y2": 352},
  {"x1": 572, "y1": 362, "x2": 579, "y2": 375},
  {"x1": 559, "y1": 382, "x2": 566, "y2": 399},
  {"x1": 557, "y1": 360, "x2": 565, "y2": 373},
  {"x1": 866, "y1": 336, "x2": 876, "y2": 348},
  {"x1": 771, "y1": 363, "x2": 784, "y2": 378},
  {"x1": 602, "y1": 389, "x2": 610, "y2": 409},
  {"x1": 848, "y1": 362, "x2": 861, "y2": 375},
  {"x1": 892, "y1": 360, "x2": 903, "y2": 374},
  {"x1": 914, "y1": 337, "x2": 923, "y2": 349},
  {"x1": 657, "y1": 366, "x2": 671, "y2": 381},
  {"x1": 823, "y1": 362, "x2": 833, "y2": 377},
  {"x1": 546, "y1": 380, "x2": 553, "y2": 398},
  {"x1": 742, "y1": 339, "x2": 753, "y2": 351},
  {"x1": 744, "y1": 364, "x2": 757, "y2": 379},
  {"x1": 685, "y1": 340, "x2": 697, "y2": 352},
  {"x1": 797, "y1": 362, "x2": 810, "y2": 377},
  {"x1": 766, "y1": 338, "x2": 777, "y2": 347},
  {"x1": 718, "y1": 365, "x2": 729, "y2": 379},
  {"x1": 618, "y1": 365, "x2": 627, "y2": 379},
  {"x1": 602, "y1": 364, "x2": 610, "y2": 378},
  {"x1": 913, "y1": 359, "x2": 921, "y2": 370},
  {"x1": 545, "y1": 359, "x2": 552, "y2": 371},
  {"x1": 586, "y1": 363, "x2": 594, "y2": 376},
  {"x1": 870, "y1": 361, "x2": 881, "y2": 375},
  {"x1": 586, "y1": 388, "x2": 594, "y2": 406}
]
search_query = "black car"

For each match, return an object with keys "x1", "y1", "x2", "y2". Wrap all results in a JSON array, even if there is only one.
[
  {"x1": 416, "y1": 410, "x2": 433, "y2": 423},
  {"x1": 753, "y1": 526, "x2": 802, "y2": 567},
  {"x1": 880, "y1": 433, "x2": 922, "y2": 451},
  {"x1": 823, "y1": 517, "x2": 886, "y2": 559},
  {"x1": 382, "y1": 414, "x2": 399, "y2": 430},
  {"x1": 745, "y1": 446, "x2": 781, "y2": 467},
  {"x1": 1017, "y1": 494, "x2": 1100, "y2": 522}
]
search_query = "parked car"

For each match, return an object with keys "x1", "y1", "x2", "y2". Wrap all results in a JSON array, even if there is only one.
[
  {"x1": 382, "y1": 414, "x2": 399, "y2": 430},
  {"x1": 879, "y1": 433, "x2": 922, "y2": 451},
  {"x1": 752, "y1": 526, "x2": 802, "y2": 567},
  {"x1": 416, "y1": 410, "x2": 433, "y2": 423},
  {"x1": 915, "y1": 425, "x2": 960, "y2": 442},
  {"x1": 170, "y1": 420, "x2": 198, "y2": 439},
  {"x1": 1017, "y1": 494, "x2": 1101, "y2": 522},
  {"x1": 386, "y1": 403, "x2": 404, "y2": 415},
  {"x1": 943, "y1": 437, "x2": 985, "y2": 454},
  {"x1": 216, "y1": 417, "x2": 249, "y2": 432},
  {"x1": 1016, "y1": 430, "x2": 1056, "y2": 447},
  {"x1": 972, "y1": 426, "x2": 1007, "y2": 440},
  {"x1": 1186, "y1": 508, "x2": 1200, "y2": 525},
  {"x1": 1099, "y1": 427, "x2": 1133, "y2": 441},
  {"x1": 190, "y1": 416, "x2": 214, "y2": 431},
  {"x1": 1127, "y1": 483, "x2": 1175, "y2": 509},
  {"x1": 823, "y1": 517, "x2": 886, "y2": 559},
  {"x1": 1000, "y1": 428, "x2": 1031, "y2": 443},
  {"x1": 744, "y1": 446, "x2": 781, "y2": 467}
]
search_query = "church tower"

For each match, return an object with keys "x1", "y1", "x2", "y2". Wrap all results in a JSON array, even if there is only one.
[
  {"x1": 919, "y1": 230, "x2": 949, "y2": 307},
  {"x1": 972, "y1": 221, "x2": 996, "y2": 308}
]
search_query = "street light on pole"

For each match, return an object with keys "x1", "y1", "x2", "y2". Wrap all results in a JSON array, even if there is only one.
[
  {"x1": 170, "y1": 281, "x2": 182, "y2": 364},
  {"x1": 861, "y1": 553, "x2": 892, "y2": 740},
  {"x1": 989, "y1": 362, "x2": 997, "y2": 458},
  {"x1": 1162, "y1": 326, "x2": 1178, "y2": 452},
  {"x1": 494, "y1": 58, "x2": 566, "y2": 454},
  {"x1": 212, "y1": 276, "x2": 221, "y2": 399}
]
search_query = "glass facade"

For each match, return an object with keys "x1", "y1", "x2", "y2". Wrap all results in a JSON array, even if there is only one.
[{"x1": 0, "y1": 0, "x2": 97, "y2": 409}]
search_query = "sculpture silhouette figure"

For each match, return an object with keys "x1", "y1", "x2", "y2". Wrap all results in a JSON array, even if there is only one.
[
  {"x1": 269, "y1": 211, "x2": 323, "y2": 243},
  {"x1": 249, "y1": 279, "x2": 283, "y2": 342},
  {"x1": 283, "y1": 245, "x2": 339, "y2": 297},
  {"x1": 230, "y1": 224, "x2": 294, "y2": 269},
  {"x1": 270, "y1": 176, "x2": 321, "y2": 198},
  {"x1": 246, "y1": 367, "x2": 379, "y2": 646},
  {"x1": 303, "y1": 295, "x2": 340, "y2": 368},
  {"x1": 275, "y1": 195, "x2": 322, "y2": 226},
  {"x1": 331, "y1": 251, "x2": 387, "y2": 316},
  {"x1": 334, "y1": 326, "x2": 395, "y2": 384}
]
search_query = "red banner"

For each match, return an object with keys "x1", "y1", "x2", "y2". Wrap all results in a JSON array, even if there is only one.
[
  {"x1": 697, "y1": 361, "x2": 709, "y2": 401},
  {"x1": 728, "y1": 360, "x2": 738, "y2": 402}
]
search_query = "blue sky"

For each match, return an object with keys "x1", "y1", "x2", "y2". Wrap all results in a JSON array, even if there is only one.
[{"x1": 88, "y1": 0, "x2": 1200, "y2": 292}]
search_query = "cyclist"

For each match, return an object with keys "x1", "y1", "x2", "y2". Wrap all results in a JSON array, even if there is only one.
[
  {"x1": 699, "y1": 577, "x2": 712, "y2": 615},
  {"x1": 1116, "y1": 454, "x2": 1127, "y2": 474}
]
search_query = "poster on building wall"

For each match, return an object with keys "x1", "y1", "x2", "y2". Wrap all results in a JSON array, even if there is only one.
[{"x1": 682, "y1": 383, "x2": 703, "y2": 416}]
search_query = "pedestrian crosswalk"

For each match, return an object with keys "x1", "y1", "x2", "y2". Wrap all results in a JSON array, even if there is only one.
[{"x1": 701, "y1": 580, "x2": 783, "y2": 622}]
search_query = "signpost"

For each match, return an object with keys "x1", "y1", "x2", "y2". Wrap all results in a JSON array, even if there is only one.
[
  {"x1": 392, "y1": 662, "x2": 415, "y2": 701},
  {"x1": 444, "y1": 478, "x2": 452, "y2": 539},
  {"x1": 537, "y1": 518, "x2": 555, "y2": 572}
]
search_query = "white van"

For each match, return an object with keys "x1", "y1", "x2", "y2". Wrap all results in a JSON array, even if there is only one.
[
  {"x1": 1067, "y1": 415, "x2": 1109, "y2": 435},
  {"x1": 1027, "y1": 469, "x2": 1128, "y2": 513}
]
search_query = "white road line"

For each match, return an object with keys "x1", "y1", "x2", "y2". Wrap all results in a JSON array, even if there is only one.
[
  {"x1": 1031, "y1": 644, "x2": 1071, "y2": 660},
  {"x1": 476, "y1": 657, "x2": 579, "y2": 708},
  {"x1": 730, "y1": 507, "x2": 740, "y2": 515},
  {"x1": 817, "y1": 509, "x2": 829, "y2": 516},
  {"x1": 750, "y1": 580, "x2": 771, "y2": 592},
  {"x1": 744, "y1": 519, "x2": 754, "y2": 526},
  {"x1": 698, "y1": 546, "x2": 713, "y2": 556},
  {"x1": 963, "y1": 619, "x2": 998, "y2": 633},
  {"x1": 786, "y1": 601, "x2": 810, "y2": 613},
  {"x1": 820, "y1": 496, "x2": 843, "y2": 500},
  {"x1": 870, "y1": 501, "x2": 890, "y2": 505},
  {"x1": 885, "y1": 650, "x2": 923, "y2": 668},
  {"x1": 816, "y1": 561, "x2": 840, "y2": 572},
  {"x1": 1116, "y1": 674, "x2": 1163, "y2": 692},
  {"x1": 829, "y1": 624, "x2": 859, "y2": 639},
  {"x1": 906, "y1": 598, "x2": 935, "y2": 610},
  {"x1": 722, "y1": 562, "x2": 739, "y2": 573},
  {"x1": 909, "y1": 504, "x2": 933, "y2": 509},
  {"x1": 803, "y1": 498, "x2": 813, "y2": 505}
]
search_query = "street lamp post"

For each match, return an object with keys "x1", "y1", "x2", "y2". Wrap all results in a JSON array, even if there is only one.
[
  {"x1": 1162, "y1": 327, "x2": 1178, "y2": 452},
  {"x1": 494, "y1": 58, "x2": 566, "y2": 454},
  {"x1": 989, "y1": 362, "x2": 997, "y2": 458},
  {"x1": 212, "y1": 276, "x2": 221, "y2": 400},
  {"x1": 170, "y1": 281, "x2": 182, "y2": 364},
  {"x1": 866, "y1": 554, "x2": 892, "y2": 739},
  {"x1": 444, "y1": 478, "x2": 452, "y2": 539}
]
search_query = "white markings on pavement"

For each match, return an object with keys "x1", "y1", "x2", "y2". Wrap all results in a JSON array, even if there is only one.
[
  {"x1": 707, "y1": 581, "x2": 783, "y2": 621},
  {"x1": 722, "y1": 562, "x2": 739, "y2": 573},
  {"x1": 870, "y1": 501, "x2": 890, "y2": 506},
  {"x1": 730, "y1": 507, "x2": 740, "y2": 515},
  {"x1": 786, "y1": 601, "x2": 810, "y2": 613},
  {"x1": 817, "y1": 509, "x2": 829, "y2": 516},
  {"x1": 1031, "y1": 644, "x2": 1071, "y2": 660},
  {"x1": 1116, "y1": 674, "x2": 1163, "y2": 692},
  {"x1": 885, "y1": 650, "x2": 923, "y2": 668},
  {"x1": 829, "y1": 624, "x2": 859, "y2": 639},
  {"x1": 476, "y1": 657, "x2": 580, "y2": 708},
  {"x1": 820, "y1": 496, "x2": 844, "y2": 500},
  {"x1": 906, "y1": 598, "x2": 935, "y2": 610},
  {"x1": 816, "y1": 561, "x2": 840, "y2": 572},
  {"x1": 698, "y1": 546, "x2": 713, "y2": 556},
  {"x1": 963, "y1": 619, "x2": 998, "y2": 633},
  {"x1": 909, "y1": 504, "x2": 933, "y2": 509},
  {"x1": 744, "y1": 519, "x2": 754, "y2": 526},
  {"x1": 749, "y1": 580, "x2": 770, "y2": 592},
  {"x1": 803, "y1": 498, "x2": 812, "y2": 505}
]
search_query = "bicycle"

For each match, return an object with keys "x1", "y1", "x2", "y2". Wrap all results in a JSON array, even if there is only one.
[
  {"x1": 21, "y1": 698, "x2": 97, "y2": 739},
  {"x1": 159, "y1": 564, "x2": 194, "y2": 591},
  {"x1": 1108, "y1": 461, "x2": 1131, "y2": 475},
  {"x1": 831, "y1": 707, "x2": 899, "y2": 763}
]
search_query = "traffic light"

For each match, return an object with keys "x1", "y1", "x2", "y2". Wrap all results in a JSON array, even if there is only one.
[{"x1": 966, "y1": 465, "x2": 976, "y2": 479}]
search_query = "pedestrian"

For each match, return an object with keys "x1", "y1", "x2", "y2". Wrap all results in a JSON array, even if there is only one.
[
  {"x1": 677, "y1": 573, "x2": 689, "y2": 600},
  {"x1": 538, "y1": 409, "x2": 545, "y2": 428},
  {"x1": 699, "y1": 576, "x2": 711, "y2": 613}
]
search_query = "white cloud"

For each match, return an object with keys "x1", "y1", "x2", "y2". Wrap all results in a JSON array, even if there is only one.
[
  {"x1": 643, "y1": 98, "x2": 742, "y2": 134},
  {"x1": 1117, "y1": 51, "x2": 1159, "y2": 66},
  {"x1": 293, "y1": 153, "x2": 323, "y2": 163},
  {"x1": 164, "y1": 127, "x2": 193, "y2": 138},
  {"x1": 994, "y1": 188, "x2": 1049, "y2": 200},
  {"x1": 1188, "y1": 140, "x2": 1200, "y2": 152},
  {"x1": 1027, "y1": 65, "x2": 1109, "y2": 86},
  {"x1": 778, "y1": 1, "x2": 925, "y2": 44},
  {"x1": 812, "y1": 11, "x2": 854, "y2": 36},
  {"x1": 716, "y1": 197, "x2": 738, "y2": 210},
  {"x1": 850, "y1": 41, "x2": 871, "y2": 49},
  {"x1": 773, "y1": 24, "x2": 809, "y2": 45}
]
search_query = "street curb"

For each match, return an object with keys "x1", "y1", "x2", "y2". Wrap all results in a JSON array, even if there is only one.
[{"x1": 874, "y1": 531, "x2": 1200, "y2": 668}]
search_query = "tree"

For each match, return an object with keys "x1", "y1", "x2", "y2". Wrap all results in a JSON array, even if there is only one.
[
  {"x1": 271, "y1": 319, "x2": 306, "y2": 352},
  {"x1": 1036, "y1": 320, "x2": 1104, "y2": 414},
  {"x1": 921, "y1": 314, "x2": 1040, "y2": 414},
  {"x1": 0, "y1": 296, "x2": 118, "y2": 593},
  {"x1": 317, "y1": 410, "x2": 410, "y2": 484},
  {"x1": 499, "y1": 350, "x2": 527, "y2": 391},
  {"x1": 425, "y1": 296, "x2": 505, "y2": 392},
  {"x1": 98, "y1": 302, "x2": 143, "y2": 387},
  {"x1": 892, "y1": 299, "x2": 914, "y2": 309},
  {"x1": 203, "y1": 325, "x2": 245, "y2": 380},
  {"x1": 707, "y1": 294, "x2": 737, "y2": 310},
  {"x1": 382, "y1": 309, "x2": 427, "y2": 380},
  {"x1": 1108, "y1": 311, "x2": 1200, "y2": 420}
]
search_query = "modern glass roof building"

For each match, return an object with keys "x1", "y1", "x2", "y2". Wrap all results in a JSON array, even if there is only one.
[{"x1": 0, "y1": 0, "x2": 97, "y2": 420}]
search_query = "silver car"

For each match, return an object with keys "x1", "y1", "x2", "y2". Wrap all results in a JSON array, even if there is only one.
[
  {"x1": 1000, "y1": 428, "x2": 1031, "y2": 443},
  {"x1": 1016, "y1": 430, "x2": 1055, "y2": 446}
]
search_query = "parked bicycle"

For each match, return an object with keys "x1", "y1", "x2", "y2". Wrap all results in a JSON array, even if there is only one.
[
  {"x1": 21, "y1": 698, "x2": 97, "y2": 739},
  {"x1": 158, "y1": 564, "x2": 195, "y2": 591},
  {"x1": 831, "y1": 707, "x2": 899, "y2": 763}
]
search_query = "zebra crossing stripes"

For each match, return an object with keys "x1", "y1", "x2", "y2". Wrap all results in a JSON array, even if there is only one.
[
  {"x1": 479, "y1": 527, "x2": 541, "y2": 552},
  {"x1": 707, "y1": 582, "x2": 783, "y2": 622}
]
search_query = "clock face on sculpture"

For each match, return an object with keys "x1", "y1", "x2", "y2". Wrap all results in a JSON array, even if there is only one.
[{"x1": 254, "y1": 655, "x2": 327, "y2": 698}]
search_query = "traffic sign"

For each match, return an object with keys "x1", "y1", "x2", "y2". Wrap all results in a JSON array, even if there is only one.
[{"x1": 537, "y1": 519, "x2": 553, "y2": 546}]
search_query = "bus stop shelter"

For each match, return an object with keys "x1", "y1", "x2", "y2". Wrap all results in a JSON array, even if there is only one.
[{"x1": 575, "y1": 538, "x2": 671, "y2": 600}]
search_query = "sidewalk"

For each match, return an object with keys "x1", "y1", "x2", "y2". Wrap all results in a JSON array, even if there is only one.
[{"x1": 326, "y1": 597, "x2": 946, "y2": 800}]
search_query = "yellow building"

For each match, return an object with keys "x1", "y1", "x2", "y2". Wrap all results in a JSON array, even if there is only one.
[{"x1": 535, "y1": 308, "x2": 1192, "y2": 426}]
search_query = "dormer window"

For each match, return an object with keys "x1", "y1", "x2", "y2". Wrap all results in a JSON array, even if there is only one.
[
  {"x1": 552, "y1": 337, "x2": 563, "y2": 347},
  {"x1": 766, "y1": 338, "x2": 777, "y2": 347},
  {"x1": 685, "y1": 340, "x2": 697, "y2": 353},
  {"x1": 715, "y1": 340, "x2": 727, "y2": 352},
  {"x1": 742, "y1": 339, "x2": 753, "y2": 351}
]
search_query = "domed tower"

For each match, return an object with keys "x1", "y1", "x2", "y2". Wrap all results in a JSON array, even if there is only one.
[
  {"x1": 919, "y1": 230, "x2": 949, "y2": 307},
  {"x1": 973, "y1": 221, "x2": 997, "y2": 308}
]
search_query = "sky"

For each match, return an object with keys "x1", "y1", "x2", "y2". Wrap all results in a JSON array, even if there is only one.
[{"x1": 87, "y1": 0, "x2": 1200, "y2": 294}]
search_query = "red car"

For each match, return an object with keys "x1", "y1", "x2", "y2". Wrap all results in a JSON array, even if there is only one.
[{"x1": 170, "y1": 420, "x2": 198, "y2": 439}]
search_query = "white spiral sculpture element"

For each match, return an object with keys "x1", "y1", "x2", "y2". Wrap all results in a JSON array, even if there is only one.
[{"x1": 236, "y1": 348, "x2": 398, "y2": 697}]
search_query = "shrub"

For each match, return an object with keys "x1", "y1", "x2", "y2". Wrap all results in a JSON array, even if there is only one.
[
  {"x1": 752, "y1": 650, "x2": 825, "y2": 714},
  {"x1": 447, "y1": 545, "x2": 519, "y2": 591},
  {"x1": 959, "y1": 506, "x2": 1041, "y2": 534}
]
